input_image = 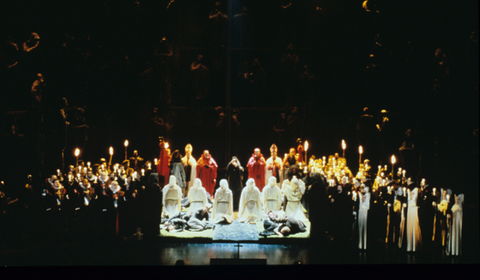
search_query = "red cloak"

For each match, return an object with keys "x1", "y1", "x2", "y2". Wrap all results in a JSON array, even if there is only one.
[
  {"x1": 247, "y1": 154, "x2": 266, "y2": 191},
  {"x1": 196, "y1": 155, "x2": 218, "y2": 197}
]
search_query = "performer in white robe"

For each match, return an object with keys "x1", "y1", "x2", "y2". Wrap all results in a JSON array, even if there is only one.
[
  {"x1": 283, "y1": 176, "x2": 307, "y2": 221},
  {"x1": 187, "y1": 178, "x2": 209, "y2": 215},
  {"x1": 448, "y1": 193, "x2": 464, "y2": 256},
  {"x1": 212, "y1": 179, "x2": 234, "y2": 223},
  {"x1": 406, "y1": 187, "x2": 422, "y2": 252},
  {"x1": 265, "y1": 144, "x2": 283, "y2": 186},
  {"x1": 262, "y1": 176, "x2": 282, "y2": 216},
  {"x1": 162, "y1": 175, "x2": 182, "y2": 218},
  {"x1": 358, "y1": 186, "x2": 370, "y2": 250},
  {"x1": 238, "y1": 178, "x2": 262, "y2": 224},
  {"x1": 181, "y1": 144, "x2": 197, "y2": 194}
]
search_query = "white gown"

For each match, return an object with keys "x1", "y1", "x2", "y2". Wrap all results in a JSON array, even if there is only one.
[
  {"x1": 406, "y1": 188, "x2": 422, "y2": 252},
  {"x1": 449, "y1": 194, "x2": 464, "y2": 256},
  {"x1": 162, "y1": 175, "x2": 182, "y2": 218},
  {"x1": 283, "y1": 176, "x2": 307, "y2": 221},
  {"x1": 358, "y1": 192, "x2": 370, "y2": 250},
  {"x1": 212, "y1": 180, "x2": 234, "y2": 223},
  {"x1": 238, "y1": 179, "x2": 262, "y2": 223},
  {"x1": 187, "y1": 178, "x2": 209, "y2": 215},
  {"x1": 262, "y1": 177, "x2": 282, "y2": 216}
]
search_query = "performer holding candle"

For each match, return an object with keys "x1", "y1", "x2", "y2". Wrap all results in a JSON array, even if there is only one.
[
  {"x1": 157, "y1": 137, "x2": 170, "y2": 185},
  {"x1": 247, "y1": 148, "x2": 266, "y2": 192},
  {"x1": 406, "y1": 183, "x2": 422, "y2": 252}
]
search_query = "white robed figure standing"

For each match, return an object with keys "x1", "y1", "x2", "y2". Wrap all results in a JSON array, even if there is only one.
[
  {"x1": 212, "y1": 179, "x2": 234, "y2": 223},
  {"x1": 282, "y1": 176, "x2": 307, "y2": 221},
  {"x1": 238, "y1": 178, "x2": 262, "y2": 224},
  {"x1": 162, "y1": 175, "x2": 182, "y2": 218},
  {"x1": 448, "y1": 193, "x2": 464, "y2": 256},
  {"x1": 187, "y1": 178, "x2": 209, "y2": 215},
  {"x1": 358, "y1": 186, "x2": 370, "y2": 250},
  {"x1": 262, "y1": 176, "x2": 282, "y2": 216},
  {"x1": 406, "y1": 187, "x2": 422, "y2": 252}
]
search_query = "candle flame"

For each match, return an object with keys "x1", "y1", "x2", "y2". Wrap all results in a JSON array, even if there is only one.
[
  {"x1": 74, "y1": 148, "x2": 80, "y2": 157},
  {"x1": 109, "y1": 147, "x2": 113, "y2": 155},
  {"x1": 342, "y1": 139, "x2": 346, "y2": 150},
  {"x1": 304, "y1": 141, "x2": 309, "y2": 151},
  {"x1": 391, "y1": 155, "x2": 396, "y2": 164},
  {"x1": 87, "y1": 162, "x2": 91, "y2": 168},
  {"x1": 165, "y1": 142, "x2": 169, "y2": 149},
  {"x1": 359, "y1": 146, "x2": 363, "y2": 154},
  {"x1": 154, "y1": 158, "x2": 158, "y2": 165},
  {"x1": 124, "y1": 140, "x2": 129, "y2": 147}
]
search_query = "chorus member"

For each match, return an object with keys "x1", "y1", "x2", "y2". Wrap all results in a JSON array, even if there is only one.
[
  {"x1": 406, "y1": 186, "x2": 422, "y2": 252},
  {"x1": 358, "y1": 186, "x2": 370, "y2": 250},
  {"x1": 262, "y1": 176, "x2": 282, "y2": 216},
  {"x1": 226, "y1": 156, "x2": 244, "y2": 211},
  {"x1": 283, "y1": 176, "x2": 307, "y2": 221},
  {"x1": 181, "y1": 144, "x2": 197, "y2": 194},
  {"x1": 169, "y1": 150, "x2": 186, "y2": 197},
  {"x1": 247, "y1": 148, "x2": 266, "y2": 192},
  {"x1": 238, "y1": 178, "x2": 262, "y2": 224},
  {"x1": 212, "y1": 179, "x2": 234, "y2": 224},
  {"x1": 265, "y1": 144, "x2": 282, "y2": 186},
  {"x1": 448, "y1": 194, "x2": 464, "y2": 256},
  {"x1": 162, "y1": 175, "x2": 182, "y2": 218},
  {"x1": 196, "y1": 150, "x2": 218, "y2": 198},
  {"x1": 187, "y1": 178, "x2": 209, "y2": 215}
]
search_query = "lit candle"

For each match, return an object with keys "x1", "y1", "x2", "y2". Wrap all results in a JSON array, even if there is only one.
[
  {"x1": 83, "y1": 167, "x2": 87, "y2": 173},
  {"x1": 124, "y1": 140, "x2": 129, "y2": 160},
  {"x1": 391, "y1": 155, "x2": 396, "y2": 178},
  {"x1": 402, "y1": 170, "x2": 406, "y2": 177},
  {"x1": 74, "y1": 148, "x2": 80, "y2": 166},
  {"x1": 341, "y1": 140, "x2": 346, "y2": 158},
  {"x1": 421, "y1": 178, "x2": 425, "y2": 188},
  {"x1": 304, "y1": 141, "x2": 309, "y2": 165},
  {"x1": 87, "y1": 162, "x2": 91, "y2": 168},
  {"x1": 57, "y1": 169, "x2": 61, "y2": 175},
  {"x1": 433, "y1": 188, "x2": 436, "y2": 196},
  {"x1": 304, "y1": 166, "x2": 308, "y2": 173},
  {"x1": 148, "y1": 162, "x2": 152, "y2": 170},
  {"x1": 133, "y1": 171, "x2": 137, "y2": 181},
  {"x1": 358, "y1": 146, "x2": 363, "y2": 165},
  {"x1": 154, "y1": 158, "x2": 158, "y2": 165},
  {"x1": 109, "y1": 146, "x2": 114, "y2": 168},
  {"x1": 397, "y1": 167, "x2": 402, "y2": 177},
  {"x1": 141, "y1": 169, "x2": 145, "y2": 176}
]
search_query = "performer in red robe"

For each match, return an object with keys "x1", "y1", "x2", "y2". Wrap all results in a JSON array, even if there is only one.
[
  {"x1": 247, "y1": 148, "x2": 266, "y2": 192},
  {"x1": 196, "y1": 150, "x2": 217, "y2": 198},
  {"x1": 157, "y1": 138, "x2": 171, "y2": 185}
]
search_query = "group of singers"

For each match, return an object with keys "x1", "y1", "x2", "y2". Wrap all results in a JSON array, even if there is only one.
[{"x1": 41, "y1": 140, "x2": 463, "y2": 255}]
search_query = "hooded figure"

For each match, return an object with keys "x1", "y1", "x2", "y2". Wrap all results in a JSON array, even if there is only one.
[
  {"x1": 181, "y1": 144, "x2": 197, "y2": 193},
  {"x1": 169, "y1": 150, "x2": 186, "y2": 196},
  {"x1": 262, "y1": 176, "x2": 282, "y2": 216},
  {"x1": 226, "y1": 156, "x2": 244, "y2": 211},
  {"x1": 196, "y1": 150, "x2": 218, "y2": 198},
  {"x1": 187, "y1": 178, "x2": 209, "y2": 215},
  {"x1": 212, "y1": 179, "x2": 234, "y2": 224},
  {"x1": 283, "y1": 176, "x2": 307, "y2": 221},
  {"x1": 247, "y1": 148, "x2": 266, "y2": 191},
  {"x1": 238, "y1": 178, "x2": 262, "y2": 224},
  {"x1": 162, "y1": 175, "x2": 182, "y2": 218}
]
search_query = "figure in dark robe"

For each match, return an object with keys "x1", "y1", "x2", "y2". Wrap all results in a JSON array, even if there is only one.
[{"x1": 226, "y1": 156, "x2": 244, "y2": 211}]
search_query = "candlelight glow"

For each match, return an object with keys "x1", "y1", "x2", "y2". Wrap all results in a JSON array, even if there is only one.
[
  {"x1": 109, "y1": 147, "x2": 113, "y2": 155},
  {"x1": 391, "y1": 155, "x2": 396, "y2": 165},
  {"x1": 304, "y1": 141, "x2": 309, "y2": 151},
  {"x1": 154, "y1": 158, "x2": 158, "y2": 165},
  {"x1": 87, "y1": 162, "x2": 91, "y2": 168},
  {"x1": 359, "y1": 146, "x2": 363, "y2": 154},
  {"x1": 165, "y1": 142, "x2": 169, "y2": 149},
  {"x1": 342, "y1": 139, "x2": 346, "y2": 150},
  {"x1": 124, "y1": 140, "x2": 129, "y2": 147},
  {"x1": 141, "y1": 169, "x2": 145, "y2": 176},
  {"x1": 74, "y1": 148, "x2": 80, "y2": 157}
]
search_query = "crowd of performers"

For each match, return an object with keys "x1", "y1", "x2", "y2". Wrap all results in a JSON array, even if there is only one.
[{"x1": 39, "y1": 139, "x2": 463, "y2": 255}]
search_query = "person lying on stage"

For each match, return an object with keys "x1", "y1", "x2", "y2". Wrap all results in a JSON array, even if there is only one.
[
  {"x1": 162, "y1": 205, "x2": 215, "y2": 232},
  {"x1": 272, "y1": 214, "x2": 307, "y2": 237}
]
